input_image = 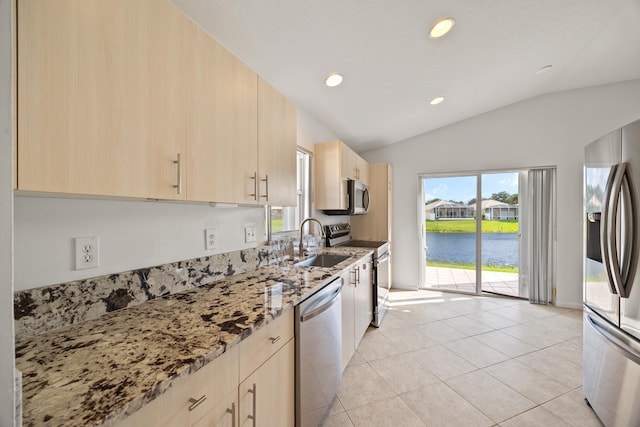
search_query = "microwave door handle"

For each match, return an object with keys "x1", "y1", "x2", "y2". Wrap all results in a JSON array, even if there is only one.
[
  {"x1": 602, "y1": 164, "x2": 619, "y2": 295},
  {"x1": 363, "y1": 188, "x2": 370, "y2": 211}
]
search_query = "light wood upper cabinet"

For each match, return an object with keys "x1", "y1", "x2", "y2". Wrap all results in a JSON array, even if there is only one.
[
  {"x1": 257, "y1": 78, "x2": 297, "y2": 206},
  {"x1": 185, "y1": 23, "x2": 259, "y2": 204},
  {"x1": 17, "y1": 0, "x2": 188, "y2": 200},
  {"x1": 314, "y1": 140, "x2": 369, "y2": 210},
  {"x1": 351, "y1": 163, "x2": 393, "y2": 241}
]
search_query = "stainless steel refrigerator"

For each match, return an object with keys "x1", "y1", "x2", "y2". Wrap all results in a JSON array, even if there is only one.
[{"x1": 584, "y1": 118, "x2": 640, "y2": 427}]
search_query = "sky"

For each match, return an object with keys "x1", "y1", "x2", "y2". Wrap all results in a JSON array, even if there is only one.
[{"x1": 424, "y1": 172, "x2": 519, "y2": 204}]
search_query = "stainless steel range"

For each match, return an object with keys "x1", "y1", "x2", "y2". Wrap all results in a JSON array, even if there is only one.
[{"x1": 324, "y1": 223, "x2": 391, "y2": 327}]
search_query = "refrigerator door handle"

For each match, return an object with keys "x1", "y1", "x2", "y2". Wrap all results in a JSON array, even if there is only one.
[
  {"x1": 585, "y1": 312, "x2": 640, "y2": 364},
  {"x1": 619, "y1": 164, "x2": 639, "y2": 298},
  {"x1": 602, "y1": 164, "x2": 620, "y2": 295}
]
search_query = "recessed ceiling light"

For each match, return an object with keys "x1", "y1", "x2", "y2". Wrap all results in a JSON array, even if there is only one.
[
  {"x1": 536, "y1": 64, "x2": 553, "y2": 75},
  {"x1": 325, "y1": 73, "x2": 343, "y2": 87},
  {"x1": 430, "y1": 96, "x2": 445, "y2": 105},
  {"x1": 430, "y1": 18, "x2": 455, "y2": 38}
]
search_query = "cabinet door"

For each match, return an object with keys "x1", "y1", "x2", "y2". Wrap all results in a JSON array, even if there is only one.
[
  {"x1": 185, "y1": 22, "x2": 258, "y2": 204},
  {"x1": 354, "y1": 260, "x2": 373, "y2": 346},
  {"x1": 239, "y1": 339, "x2": 295, "y2": 427},
  {"x1": 115, "y1": 346, "x2": 239, "y2": 427},
  {"x1": 340, "y1": 142, "x2": 358, "y2": 181},
  {"x1": 314, "y1": 141, "x2": 346, "y2": 210},
  {"x1": 341, "y1": 269, "x2": 356, "y2": 372},
  {"x1": 193, "y1": 390, "x2": 237, "y2": 427},
  {"x1": 351, "y1": 163, "x2": 392, "y2": 241},
  {"x1": 257, "y1": 78, "x2": 297, "y2": 206},
  {"x1": 18, "y1": 0, "x2": 187, "y2": 199},
  {"x1": 356, "y1": 155, "x2": 370, "y2": 185}
]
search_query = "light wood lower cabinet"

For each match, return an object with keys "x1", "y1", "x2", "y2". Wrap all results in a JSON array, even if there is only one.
[
  {"x1": 115, "y1": 346, "x2": 239, "y2": 427},
  {"x1": 341, "y1": 255, "x2": 373, "y2": 371},
  {"x1": 238, "y1": 339, "x2": 295, "y2": 427},
  {"x1": 114, "y1": 311, "x2": 294, "y2": 427}
]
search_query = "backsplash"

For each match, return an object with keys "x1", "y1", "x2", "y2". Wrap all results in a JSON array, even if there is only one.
[{"x1": 14, "y1": 245, "x2": 285, "y2": 341}]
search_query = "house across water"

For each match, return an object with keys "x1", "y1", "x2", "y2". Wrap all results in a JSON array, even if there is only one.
[{"x1": 425, "y1": 199, "x2": 518, "y2": 220}]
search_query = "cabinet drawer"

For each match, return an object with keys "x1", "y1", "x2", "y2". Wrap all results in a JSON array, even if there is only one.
[
  {"x1": 116, "y1": 346, "x2": 238, "y2": 427},
  {"x1": 238, "y1": 310, "x2": 294, "y2": 381}
]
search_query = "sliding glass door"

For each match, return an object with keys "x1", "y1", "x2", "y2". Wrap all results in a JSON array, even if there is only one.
[{"x1": 419, "y1": 171, "x2": 524, "y2": 297}]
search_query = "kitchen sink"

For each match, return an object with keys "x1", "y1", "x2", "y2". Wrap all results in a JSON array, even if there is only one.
[{"x1": 295, "y1": 254, "x2": 350, "y2": 268}]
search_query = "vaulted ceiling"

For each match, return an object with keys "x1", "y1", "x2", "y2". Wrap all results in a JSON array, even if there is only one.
[{"x1": 171, "y1": 0, "x2": 640, "y2": 153}]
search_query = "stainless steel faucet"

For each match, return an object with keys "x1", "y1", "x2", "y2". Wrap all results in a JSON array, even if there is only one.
[{"x1": 299, "y1": 217, "x2": 325, "y2": 256}]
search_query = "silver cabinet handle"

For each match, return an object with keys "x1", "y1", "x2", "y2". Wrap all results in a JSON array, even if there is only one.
[
  {"x1": 350, "y1": 269, "x2": 357, "y2": 286},
  {"x1": 188, "y1": 395, "x2": 207, "y2": 411},
  {"x1": 226, "y1": 402, "x2": 236, "y2": 427},
  {"x1": 270, "y1": 335, "x2": 281, "y2": 344},
  {"x1": 173, "y1": 153, "x2": 182, "y2": 195},
  {"x1": 356, "y1": 266, "x2": 360, "y2": 284},
  {"x1": 248, "y1": 383, "x2": 257, "y2": 426},
  {"x1": 249, "y1": 172, "x2": 258, "y2": 201},
  {"x1": 261, "y1": 174, "x2": 269, "y2": 201}
]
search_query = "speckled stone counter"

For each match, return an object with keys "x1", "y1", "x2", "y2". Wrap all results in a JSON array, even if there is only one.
[{"x1": 15, "y1": 247, "x2": 372, "y2": 427}]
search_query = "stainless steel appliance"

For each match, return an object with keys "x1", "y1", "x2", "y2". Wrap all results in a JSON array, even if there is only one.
[
  {"x1": 295, "y1": 277, "x2": 343, "y2": 427},
  {"x1": 323, "y1": 179, "x2": 370, "y2": 215},
  {"x1": 325, "y1": 223, "x2": 391, "y2": 327},
  {"x1": 584, "y1": 118, "x2": 640, "y2": 427}
]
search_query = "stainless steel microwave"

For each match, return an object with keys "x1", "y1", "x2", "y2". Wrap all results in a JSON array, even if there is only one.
[{"x1": 323, "y1": 179, "x2": 370, "y2": 215}]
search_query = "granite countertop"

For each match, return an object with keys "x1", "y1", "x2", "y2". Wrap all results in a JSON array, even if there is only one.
[{"x1": 15, "y1": 247, "x2": 373, "y2": 427}]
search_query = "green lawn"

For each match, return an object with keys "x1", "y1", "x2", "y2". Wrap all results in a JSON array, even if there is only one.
[
  {"x1": 426, "y1": 219, "x2": 518, "y2": 233},
  {"x1": 427, "y1": 260, "x2": 518, "y2": 273}
]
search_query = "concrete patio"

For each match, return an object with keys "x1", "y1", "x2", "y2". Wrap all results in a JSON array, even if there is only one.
[{"x1": 425, "y1": 266, "x2": 521, "y2": 298}]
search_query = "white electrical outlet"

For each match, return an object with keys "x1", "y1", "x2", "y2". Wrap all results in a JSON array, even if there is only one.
[
  {"x1": 244, "y1": 224, "x2": 256, "y2": 243},
  {"x1": 205, "y1": 228, "x2": 217, "y2": 250},
  {"x1": 74, "y1": 236, "x2": 99, "y2": 270}
]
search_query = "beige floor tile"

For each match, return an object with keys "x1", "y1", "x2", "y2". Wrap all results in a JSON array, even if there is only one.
[
  {"x1": 348, "y1": 351, "x2": 367, "y2": 368},
  {"x1": 475, "y1": 330, "x2": 538, "y2": 358},
  {"x1": 337, "y1": 363, "x2": 396, "y2": 410},
  {"x1": 541, "y1": 388, "x2": 602, "y2": 427},
  {"x1": 484, "y1": 359, "x2": 572, "y2": 404},
  {"x1": 515, "y1": 349, "x2": 583, "y2": 389},
  {"x1": 379, "y1": 324, "x2": 437, "y2": 352},
  {"x1": 328, "y1": 396, "x2": 345, "y2": 416},
  {"x1": 321, "y1": 412, "x2": 354, "y2": 427},
  {"x1": 465, "y1": 311, "x2": 520, "y2": 329},
  {"x1": 500, "y1": 323, "x2": 568, "y2": 348},
  {"x1": 542, "y1": 339, "x2": 583, "y2": 367},
  {"x1": 490, "y1": 306, "x2": 552, "y2": 323},
  {"x1": 444, "y1": 337, "x2": 510, "y2": 368},
  {"x1": 346, "y1": 396, "x2": 426, "y2": 427},
  {"x1": 356, "y1": 329, "x2": 414, "y2": 362},
  {"x1": 446, "y1": 370, "x2": 536, "y2": 423},
  {"x1": 414, "y1": 320, "x2": 468, "y2": 343},
  {"x1": 442, "y1": 315, "x2": 495, "y2": 336},
  {"x1": 413, "y1": 345, "x2": 477, "y2": 380},
  {"x1": 401, "y1": 382, "x2": 494, "y2": 427},
  {"x1": 499, "y1": 406, "x2": 571, "y2": 426},
  {"x1": 369, "y1": 352, "x2": 441, "y2": 394}
]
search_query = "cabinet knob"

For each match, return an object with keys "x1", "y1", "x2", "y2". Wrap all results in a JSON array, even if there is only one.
[{"x1": 270, "y1": 335, "x2": 281, "y2": 344}]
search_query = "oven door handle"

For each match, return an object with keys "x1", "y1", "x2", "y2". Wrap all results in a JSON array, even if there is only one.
[{"x1": 377, "y1": 253, "x2": 390, "y2": 263}]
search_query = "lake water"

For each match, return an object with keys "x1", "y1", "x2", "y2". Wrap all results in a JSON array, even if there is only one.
[{"x1": 426, "y1": 232, "x2": 519, "y2": 268}]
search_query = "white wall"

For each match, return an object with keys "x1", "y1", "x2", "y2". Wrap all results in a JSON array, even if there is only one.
[
  {"x1": 362, "y1": 80, "x2": 640, "y2": 308},
  {"x1": 0, "y1": 0, "x2": 15, "y2": 424}
]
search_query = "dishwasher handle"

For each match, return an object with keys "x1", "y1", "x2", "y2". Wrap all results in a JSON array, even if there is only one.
[{"x1": 300, "y1": 279, "x2": 342, "y2": 323}]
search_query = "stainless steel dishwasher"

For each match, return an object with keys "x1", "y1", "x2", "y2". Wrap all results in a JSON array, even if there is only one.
[{"x1": 295, "y1": 277, "x2": 343, "y2": 427}]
